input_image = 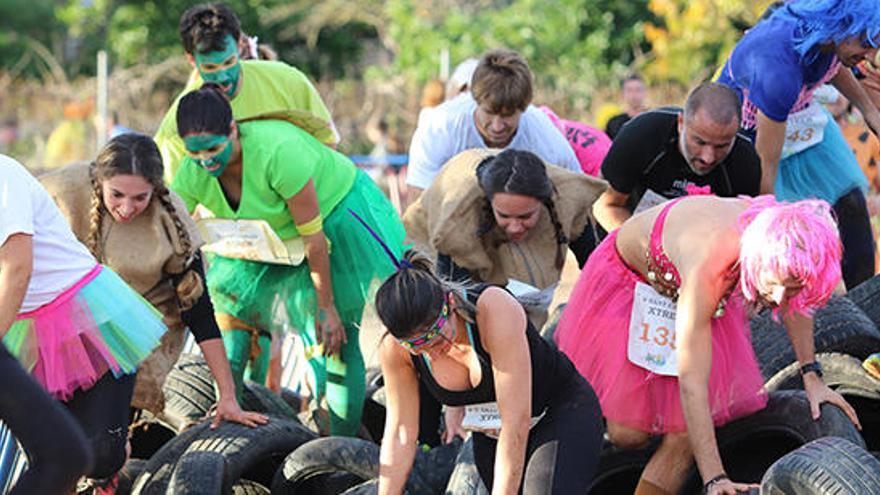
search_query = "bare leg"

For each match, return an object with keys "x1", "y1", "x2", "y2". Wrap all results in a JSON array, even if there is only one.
[{"x1": 639, "y1": 432, "x2": 693, "y2": 494}]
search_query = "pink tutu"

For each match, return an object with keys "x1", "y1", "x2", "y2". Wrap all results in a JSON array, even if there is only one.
[
  {"x1": 5, "y1": 265, "x2": 166, "y2": 400},
  {"x1": 555, "y1": 232, "x2": 768, "y2": 434}
]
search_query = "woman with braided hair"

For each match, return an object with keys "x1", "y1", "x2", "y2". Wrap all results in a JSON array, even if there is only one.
[
  {"x1": 40, "y1": 133, "x2": 267, "y2": 429},
  {"x1": 404, "y1": 148, "x2": 606, "y2": 330}
]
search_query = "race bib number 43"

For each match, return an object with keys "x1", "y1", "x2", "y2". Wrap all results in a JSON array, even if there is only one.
[{"x1": 628, "y1": 282, "x2": 678, "y2": 376}]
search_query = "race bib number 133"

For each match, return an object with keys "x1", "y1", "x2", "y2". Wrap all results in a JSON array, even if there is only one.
[{"x1": 627, "y1": 282, "x2": 679, "y2": 376}]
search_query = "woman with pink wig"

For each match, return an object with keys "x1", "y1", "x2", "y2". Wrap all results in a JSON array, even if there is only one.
[{"x1": 554, "y1": 194, "x2": 860, "y2": 495}]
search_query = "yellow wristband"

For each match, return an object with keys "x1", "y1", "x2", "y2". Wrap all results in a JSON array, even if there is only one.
[{"x1": 296, "y1": 214, "x2": 324, "y2": 236}]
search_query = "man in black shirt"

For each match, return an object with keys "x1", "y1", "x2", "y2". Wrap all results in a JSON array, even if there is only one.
[
  {"x1": 605, "y1": 74, "x2": 648, "y2": 139},
  {"x1": 593, "y1": 82, "x2": 761, "y2": 232}
]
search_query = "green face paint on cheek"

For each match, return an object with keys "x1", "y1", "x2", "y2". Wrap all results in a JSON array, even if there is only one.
[
  {"x1": 194, "y1": 35, "x2": 241, "y2": 97},
  {"x1": 184, "y1": 134, "x2": 233, "y2": 177}
]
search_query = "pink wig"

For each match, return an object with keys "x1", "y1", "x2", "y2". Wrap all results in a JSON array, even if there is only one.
[{"x1": 738, "y1": 195, "x2": 841, "y2": 317}]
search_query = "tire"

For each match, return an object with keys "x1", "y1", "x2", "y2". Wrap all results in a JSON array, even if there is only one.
[
  {"x1": 160, "y1": 354, "x2": 218, "y2": 432},
  {"x1": 166, "y1": 451, "x2": 227, "y2": 495},
  {"x1": 411, "y1": 437, "x2": 461, "y2": 494},
  {"x1": 117, "y1": 458, "x2": 148, "y2": 495},
  {"x1": 587, "y1": 439, "x2": 659, "y2": 495},
  {"x1": 677, "y1": 390, "x2": 865, "y2": 493},
  {"x1": 846, "y1": 274, "x2": 880, "y2": 329},
  {"x1": 129, "y1": 413, "x2": 178, "y2": 460},
  {"x1": 750, "y1": 296, "x2": 880, "y2": 380},
  {"x1": 445, "y1": 437, "x2": 489, "y2": 495},
  {"x1": 271, "y1": 437, "x2": 379, "y2": 494},
  {"x1": 280, "y1": 387, "x2": 303, "y2": 413},
  {"x1": 231, "y1": 480, "x2": 270, "y2": 495},
  {"x1": 240, "y1": 380, "x2": 297, "y2": 418},
  {"x1": 134, "y1": 416, "x2": 317, "y2": 495},
  {"x1": 540, "y1": 303, "x2": 566, "y2": 347},
  {"x1": 340, "y1": 479, "x2": 379, "y2": 495},
  {"x1": 761, "y1": 437, "x2": 880, "y2": 495},
  {"x1": 765, "y1": 353, "x2": 880, "y2": 399}
]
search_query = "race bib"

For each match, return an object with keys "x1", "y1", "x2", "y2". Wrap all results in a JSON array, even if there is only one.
[
  {"x1": 633, "y1": 189, "x2": 670, "y2": 215},
  {"x1": 627, "y1": 282, "x2": 678, "y2": 376},
  {"x1": 196, "y1": 218, "x2": 306, "y2": 266},
  {"x1": 782, "y1": 104, "x2": 828, "y2": 159},
  {"x1": 461, "y1": 402, "x2": 546, "y2": 439}
]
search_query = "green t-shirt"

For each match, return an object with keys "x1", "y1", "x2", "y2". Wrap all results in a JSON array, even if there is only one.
[
  {"x1": 155, "y1": 60, "x2": 338, "y2": 183},
  {"x1": 171, "y1": 119, "x2": 356, "y2": 240}
]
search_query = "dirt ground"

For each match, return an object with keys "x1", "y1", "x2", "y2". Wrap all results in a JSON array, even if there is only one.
[{"x1": 357, "y1": 251, "x2": 581, "y2": 368}]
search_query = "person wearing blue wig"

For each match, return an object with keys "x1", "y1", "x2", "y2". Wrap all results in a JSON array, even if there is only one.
[{"x1": 717, "y1": 0, "x2": 880, "y2": 290}]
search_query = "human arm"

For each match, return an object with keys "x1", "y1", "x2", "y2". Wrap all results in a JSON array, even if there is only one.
[
  {"x1": 676, "y1": 246, "x2": 757, "y2": 494},
  {"x1": 377, "y1": 336, "x2": 421, "y2": 495},
  {"x1": 175, "y1": 254, "x2": 269, "y2": 428},
  {"x1": 592, "y1": 187, "x2": 632, "y2": 232},
  {"x1": 285, "y1": 180, "x2": 345, "y2": 356},
  {"x1": 781, "y1": 310, "x2": 860, "y2": 427},
  {"x1": 754, "y1": 111, "x2": 787, "y2": 195},
  {"x1": 0, "y1": 234, "x2": 33, "y2": 338},
  {"x1": 477, "y1": 287, "x2": 532, "y2": 495},
  {"x1": 832, "y1": 67, "x2": 880, "y2": 137}
]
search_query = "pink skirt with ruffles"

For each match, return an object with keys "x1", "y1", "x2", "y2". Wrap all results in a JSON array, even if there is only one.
[
  {"x1": 554, "y1": 232, "x2": 768, "y2": 434},
  {"x1": 5, "y1": 265, "x2": 166, "y2": 401}
]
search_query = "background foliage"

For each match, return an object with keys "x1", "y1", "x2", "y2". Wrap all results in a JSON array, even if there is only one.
[{"x1": 0, "y1": 0, "x2": 777, "y2": 166}]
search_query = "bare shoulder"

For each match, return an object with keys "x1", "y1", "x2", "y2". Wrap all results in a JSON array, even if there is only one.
[{"x1": 475, "y1": 286, "x2": 527, "y2": 342}]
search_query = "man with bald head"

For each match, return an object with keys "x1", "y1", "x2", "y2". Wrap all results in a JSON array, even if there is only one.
[{"x1": 593, "y1": 82, "x2": 761, "y2": 232}]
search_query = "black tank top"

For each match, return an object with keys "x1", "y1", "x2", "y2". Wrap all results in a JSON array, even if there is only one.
[{"x1": 411, "y1": 284, "x2": 578, "y2": 416}]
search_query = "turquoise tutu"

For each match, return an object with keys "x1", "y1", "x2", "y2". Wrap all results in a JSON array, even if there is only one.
[
  {"x1": 776, "y1": 115, "x2": 868, "y2": 204},
  {"x1": 206, "y1": 170, "x2": 407, "y2": 332},
  {"x1": 5, "y1": 265, "x2": 167, "y2": 400}
]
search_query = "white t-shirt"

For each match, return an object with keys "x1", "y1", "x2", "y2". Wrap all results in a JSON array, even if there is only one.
[
  {"x1": 406, "y1": 94, "x2": 581, "y2": 189},
  {"x1": 0, "y1": 155, "x2": 95, "y2": 312}
]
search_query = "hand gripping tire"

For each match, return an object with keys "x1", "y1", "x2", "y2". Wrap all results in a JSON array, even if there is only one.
[
  {"x1": 761, "y1": 437, "x2": 880, "y2": 495},
  {"x1": 132, "y1": 415, "x2": 316, "y2": 495},
  {"x1": 677, "y1": 390, "x2": 865, "y2": 493},
  {"x1": 750, "y1": 296, "x2": 880, "y2": 380},
  {"x1": 587, "y1": 390, "x2": 865, "y2": 495}
]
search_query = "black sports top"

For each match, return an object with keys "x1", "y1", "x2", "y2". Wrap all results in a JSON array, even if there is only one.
[{"x1": 411, "y1": 285, "x2": 579, "y2": 417}]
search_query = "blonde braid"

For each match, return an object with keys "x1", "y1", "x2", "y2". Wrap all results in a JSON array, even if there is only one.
[{"x1": 86, "y1": 166, "x2": 106, "y2": 261}]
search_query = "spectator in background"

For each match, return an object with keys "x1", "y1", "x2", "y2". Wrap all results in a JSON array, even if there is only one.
[
  {"x1": 593, "y1": 82, "x2": 761, "y2": 233},
  {"x1": 827, "y1": 90, "x2": 880, "y2": 193},
  {"x1": 45, "y1": 99, "x2": 94, "y2": 169},
  {"x1": 539, "y1": 106, "x2": 612, "y2": 177},
  {"x1": 416, "y1": 79, "x2": 446, "y2": 128},
  {"x1": 445, "y1": 58, "x2": 479, "y2": 101},
  {"x1": 406, "y1": 48, "x2": 581, "y2": 204},
  {"x1": 605, "y1": 74, "x2": 648, "y2": 139},
  {"x1": 154, "y1": 2, "x2": 338, "y2": 183},
  {"x1": 0, "y1": 118, "x2": 19, "y2": 155}
]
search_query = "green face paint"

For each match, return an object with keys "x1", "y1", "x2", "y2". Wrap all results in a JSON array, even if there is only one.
[
  {"x1": 184, "y1": 134, "x2": 233, "y2": 177},
  {"x1": 194, "y1": 35, "x2": 241, "y2": 98}
]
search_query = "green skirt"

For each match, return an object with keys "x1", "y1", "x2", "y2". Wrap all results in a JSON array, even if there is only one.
[{"x1": 206, "y1": 170, "x2": 407, "y2": 331}]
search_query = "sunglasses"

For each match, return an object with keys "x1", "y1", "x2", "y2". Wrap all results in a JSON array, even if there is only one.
[{"x1": 399, "y1": 299, "x2": 449, "y2": 352}]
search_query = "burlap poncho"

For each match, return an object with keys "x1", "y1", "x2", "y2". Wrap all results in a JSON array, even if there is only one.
[
  {"x1": 404, "y1": 149, "x2": 607, "y2": 327},
  {"x1": 40, "y1": 162, "x2": 204, "y2": 413}
]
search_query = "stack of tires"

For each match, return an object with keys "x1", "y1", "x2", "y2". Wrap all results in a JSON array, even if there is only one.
[
  {"x1": 122, "y1": 355, "x2": 318, "y2": 494},
  {"x1": 119, "y1": 276, "x2": 880, "y2": 495}
]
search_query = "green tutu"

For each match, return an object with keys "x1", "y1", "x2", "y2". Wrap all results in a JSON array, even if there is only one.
[{"x1": 206, "y1": 170, "x2": 406, "y2": 333}]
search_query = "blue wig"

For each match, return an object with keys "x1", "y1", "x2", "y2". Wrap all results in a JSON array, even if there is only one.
[{"x1": 771, "y1": 0, "x2": 880, "y2": 64}]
